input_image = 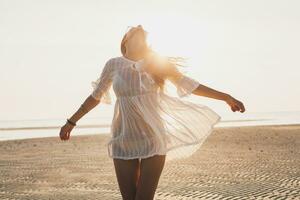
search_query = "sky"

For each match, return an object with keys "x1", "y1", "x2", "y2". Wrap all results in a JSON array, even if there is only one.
[{"x1": 0, "y1": 0, "x2": 299, "y2": 121}]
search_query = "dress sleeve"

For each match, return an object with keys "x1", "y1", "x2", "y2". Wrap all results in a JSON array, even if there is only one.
[
  {"x1": 168, "y1": 70, "x2": 200, "y2": 98},
  {"x1": 90, "y1": 59, "x2": 114, "y2": 104}
]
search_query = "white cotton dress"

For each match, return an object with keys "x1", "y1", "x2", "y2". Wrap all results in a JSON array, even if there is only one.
[{"x1": 91, "y1": 56, "x2": 221, "y2": 162}]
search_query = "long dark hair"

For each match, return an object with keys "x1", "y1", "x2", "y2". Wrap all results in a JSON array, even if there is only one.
[{"x1": 120, "y1": 25, "x2": 188, "y2": 92}]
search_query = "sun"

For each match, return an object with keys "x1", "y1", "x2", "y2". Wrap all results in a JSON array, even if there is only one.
[{"x1": 143, "y1": 18, "x2": 204, "y2": 59}]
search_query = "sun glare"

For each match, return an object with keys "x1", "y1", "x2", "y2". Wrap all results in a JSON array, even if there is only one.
[{"x1": 143, "y1": 18, "x2": 205, "y2": 73}]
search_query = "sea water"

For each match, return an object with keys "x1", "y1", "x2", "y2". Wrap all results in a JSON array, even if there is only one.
[{"x1": 0, "y1": 111, "x2": 299, "y2": 141}]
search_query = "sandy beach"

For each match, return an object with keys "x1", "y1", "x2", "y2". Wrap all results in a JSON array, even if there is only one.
[{"x1": 0, "y1": 124, "x2": 299, "y2": 199}]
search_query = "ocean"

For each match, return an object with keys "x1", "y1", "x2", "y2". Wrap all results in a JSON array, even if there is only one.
[{"x1": 0, "y1": 111, "x2": 299, "y2": 141}]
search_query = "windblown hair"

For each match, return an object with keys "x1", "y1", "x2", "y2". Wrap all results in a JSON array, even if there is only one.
[{"x1": 120, "y1": 25, "x2": 188, "y2": 92}]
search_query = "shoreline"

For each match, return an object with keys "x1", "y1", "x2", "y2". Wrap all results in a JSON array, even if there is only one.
[
  {"x1": 0, "y1": 123, "x2": 300, "y2": 143},
  {"x1": 1, "y1": 122, "x2": 299, "y2": 143}
]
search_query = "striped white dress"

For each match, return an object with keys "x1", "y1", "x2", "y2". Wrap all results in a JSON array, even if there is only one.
[{"x1": 91, "y1": 56, "x2": 221, "y2": 162}]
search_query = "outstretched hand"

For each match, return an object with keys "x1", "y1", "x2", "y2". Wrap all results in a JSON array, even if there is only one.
[
  {"x1": 59, "y1": 123, "x2": 74, "y2": 141},
  {"x1": 225, "y1": 95, "x2": 246, "y2": 113}
]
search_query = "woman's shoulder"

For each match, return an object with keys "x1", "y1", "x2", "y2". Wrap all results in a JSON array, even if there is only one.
[
  {"x1": 106, "y1": 56, "x2": 125, "y2": 67},
  {"x1": 109, "y1": 56, "x2": 124, "y2": 62},
  {"x1": 102, "y1": 56, "x2": 122, "y2": 71}
]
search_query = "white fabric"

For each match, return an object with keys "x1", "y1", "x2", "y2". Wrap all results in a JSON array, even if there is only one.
[{"x1": 91, "y1": 56, "x2": 221, "y2": 162}]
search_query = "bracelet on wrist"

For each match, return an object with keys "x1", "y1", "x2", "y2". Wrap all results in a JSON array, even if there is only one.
[{"x1": 67, "y1": 118, "x2": 76, "y2": 126}]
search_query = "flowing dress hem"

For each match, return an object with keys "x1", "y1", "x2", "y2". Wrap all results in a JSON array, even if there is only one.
[{"x1": 107, "y1": 114, "x2": 221, "y2": 161}]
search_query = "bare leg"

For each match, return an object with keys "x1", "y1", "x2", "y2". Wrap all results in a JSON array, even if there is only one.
[
  {"x1": 135, "y1": 154, "x2": 166, "y2": 200},
  {"x1": 113, "y1": 158, "x2": 141, "y2": 200}
]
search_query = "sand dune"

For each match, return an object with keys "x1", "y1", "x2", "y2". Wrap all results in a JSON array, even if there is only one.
[{"x1": 0, "y1": 124, "x2": 299, "y2": 199}]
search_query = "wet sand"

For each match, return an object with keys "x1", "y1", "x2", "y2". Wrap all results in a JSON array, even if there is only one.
[{"x1": 0, "y1": 124, "x2": 299, "y2": 199}]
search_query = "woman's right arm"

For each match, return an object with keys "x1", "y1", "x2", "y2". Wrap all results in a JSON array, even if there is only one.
[
  {"x1": 59, "y1": 94, "x2": 101, "y2": 141},
  {"x1": 60, "y1": 58, "x2": 114, "y2": 141},
  {"x1": 67, "y1": 94, "x2": 101, "y2": 126}
]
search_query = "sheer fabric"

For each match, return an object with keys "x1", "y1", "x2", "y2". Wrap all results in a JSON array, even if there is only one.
[{"x1": 91, "y1": 56, "x2": 221, "y2": 162}]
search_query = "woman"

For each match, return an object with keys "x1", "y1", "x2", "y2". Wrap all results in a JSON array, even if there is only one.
[{"x1": 59, "y1": 24, "x2": 245, "y2": 200}]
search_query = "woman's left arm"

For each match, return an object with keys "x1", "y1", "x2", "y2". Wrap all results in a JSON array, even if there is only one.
[
  {"x1": 192, "y1": 83, "x2": 229, "y2": 101},
  {"x1": 192, "y1": 84, "x2": 246, "y2": 113},
  {"x1": 156, "y1": 59, "x2": 246, "y2": 113}
]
